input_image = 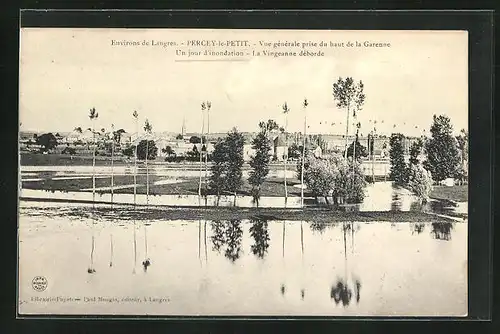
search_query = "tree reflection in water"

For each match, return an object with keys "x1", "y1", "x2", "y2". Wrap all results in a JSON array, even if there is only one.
[
  {"x1": 309, "y1": 221, "x2": 336, "y2": 234},
  {"x1": 224, "y1": 220, "x2": 243, "y2": 262},
  {"x1": 210, "y1": 220, "x2": 226, "y2": 253},
  {"x1": 431, "y1": 222, "x2": 454, "y2": 241},
  {"x1": 249, "y1": 219, "x2": 270, "y2": 259},
  {"x1": 209, "y1": 220, "x2": 243, "y2": 262},
  {"x1": 330, "y1": 279, "x2": 362, "y2": 306},
  {"x1": 411, "y1": 222, "x2": 426, "y2": 235}
]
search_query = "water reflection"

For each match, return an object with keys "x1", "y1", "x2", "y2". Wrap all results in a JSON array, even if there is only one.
[
  {"x1": 19, "y1": 206, "x2": 467, "y2": 315},
  {"x1": 331, "y1": 280, "x2": 352, "y2": 306},
  {"x1": 411, "y1": 223, "x2": 426, "y2": 235},
  {"x1": 249, "y1": 219, "x2": 270, "y2": 259},
  {"x1": 309, "y1": 221, "x2": 336, "y2": 234},
  {"x1": 431, "y1": 222, "x2": 454, "y2": 241},
  {"x1": 209, "y1": 220, "x2": 243, "y2": 262}
]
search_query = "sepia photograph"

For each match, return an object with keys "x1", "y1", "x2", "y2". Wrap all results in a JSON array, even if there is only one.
[{"x1": 18, "y1": 28, "x2": 468, "y2": 317}]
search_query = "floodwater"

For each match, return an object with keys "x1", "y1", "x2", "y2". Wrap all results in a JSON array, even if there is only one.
[
  {"x1": 20, "y1": 161, "x2": 391, "y2": 178},
  {"x1": 19, "y1": 182, "x2": 466, "y2": 217},
  {"x1": 18, "y1": 202, "x2": 467, "y2": 316}
]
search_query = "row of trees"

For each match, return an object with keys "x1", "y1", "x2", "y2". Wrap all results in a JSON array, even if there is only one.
[{"x1": 389, "y1": 114, "x2": 468, "y2": 202}]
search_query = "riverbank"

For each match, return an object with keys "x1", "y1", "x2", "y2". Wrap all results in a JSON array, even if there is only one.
[{"x1": 19, "y1": 198, "x2": 460, "y2": 223}]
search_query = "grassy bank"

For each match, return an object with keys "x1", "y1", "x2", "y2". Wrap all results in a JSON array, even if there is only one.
[
  {"x1": 19, "y1": 198, "x2": 458, "y2": 223},
  {"x1": 430, "y1": 185, "x2": 468, "y2": 202},
  {"x1": 22, "y1": 174, "x2": 305, "y2": 197}
]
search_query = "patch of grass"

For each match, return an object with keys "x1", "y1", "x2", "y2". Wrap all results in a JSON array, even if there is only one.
[
  {"x1": 21, "y1": 174, "x2": 308, "y2": 197},
  {"x1": 430, "y1": 185, "x2": 468, "y2": 202},
  {"x1": 19, "y1": 199, "x2": 458, "y2": 223}
]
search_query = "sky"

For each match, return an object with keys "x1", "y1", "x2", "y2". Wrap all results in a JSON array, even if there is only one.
[{"x1": 19, "y1": 28, "x2": 468, "y2": 137}]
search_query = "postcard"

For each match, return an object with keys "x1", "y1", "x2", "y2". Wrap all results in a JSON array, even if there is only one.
[{"x1": 18, "y1": 28, "x2": 468, "y2": 316}]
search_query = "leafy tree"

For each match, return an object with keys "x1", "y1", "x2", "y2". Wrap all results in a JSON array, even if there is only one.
[
  {"x1": 249, "y1": 130, "x2": 272, "y2": 206},
  {"x1": 334, "y1": 157, "x2": 366, "y2": 204},
  {"x1": 176, "y1": 134, "x2": 184, "y2": 140},
  {"x1": 36, "y1": 133, "x2": 58, "y2": 152},
  {"x1": 122, "y1": 146, "x2": 134, "y2": 158},
  {"x1": 408, "y1": 138, "x2": 424, "y2": 166},
  {"x1": 74, "y1": 127, "x2": 83, "y2": 133},
  {"x1": 455, "y1": 129, "x2": 468, "y2": 184},
  {"x1": 346, "y1": 137, "x2": 368, "y2": 160},
  {"x1": 225, "y1": 128, "x2": 245, "y2": 205},
  {"x1": 389, "y1": 133, "x2": 407, "y2": 185},
  {"x1": 456, "y1": 129, "x2": 468, "y2": 163},
  {"x1": 258, "y1": 119, "x2": 280, "y2": 134},
  {"x1": 113, "y1": 128, "x2": 126, "y2": 143},
  {"x1": 303, "y1": 157, "x2": 337, "y2": 205},
  {"x1": 407, "y1": 163, "x2": 433, "y2": 203},
  {"x1": 288, "y1": 143, "x2": 301, "y2": 160},
  {"x1": 209, "y1": 139, "x2": 228, "y2": 204},
  {"x1": 162, "y1": 145, "x2": 175, "y2": 156},
  {"x1": 332, "y1": 77, "x2": 365, "y2": 159},
  {"x1": 189, "y1": 135, "x2": 202, "y2": 144},
  {"x1": 423, "y1": 115, "x2": 461, "y2": 182},
  {"x1": 136, "y1": 140, "x2": 157, "y2": 160}
]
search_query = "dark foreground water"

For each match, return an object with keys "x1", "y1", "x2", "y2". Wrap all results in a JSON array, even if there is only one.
[{"x1": 18, "y1": 202, "x2": 467, "y2": 316}]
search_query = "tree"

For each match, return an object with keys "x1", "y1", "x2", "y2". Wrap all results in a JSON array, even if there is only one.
[
  {"x1": 456, "y1": 129, "x2": 468, "y2": 163},
  {"x1": 198, "y1": 102, "x2": 207, "y2": 200},
  {"x1": 258, "y1": 119, "x2": 280, "y2": 133},
  {"x1": 288, "y1": 143, "x2": 301, "y2": 160},
  {"x1": 143, "y1": 119, "x2": 153, "y2": 205},
  {"x1": 122, "y1": 145, "x2": 134, "y2": 158},
  {"x1": 282, "y1": 102, "x2": 290, "y2": 205},
  {"x1": 209, "y1": 139, "x2": 227, "y2": 205},
  {"x1": 74, "y1": 127, "x2": 83, "y2": 133},
  {"x1": 408, "y1": 138, "x2": 424, "y2": 166},
  {"x1": 189, "y1": 135, "x2": 201, "y2": 144},
  {"x1": 303, "y1": 157, "x2": 337, "y2": 205},
  {"x1": 346, "y1": 137, "x2": 368, "y2": 160},
  {"x1": 88, "y1": 108, "x2": 99, "y2": 203},
  {"x1": 455, "y1": 129, "x2": 468, "y2": 184},
  {"x1": 162, "y1": 145, "x2": 175, "y2": 157},
  {"x1": 407, "y1": 163, "x2": 433, "y2": 203},
  {"x1": 333, "y1": 77, "x2": 365, "y2": 159},
  {"x1": 176, "y1": 134, "x2": 184, "y2": 140},
  {"x1": 35, "y1": 133, "x2": 58, "y2": 152},
  {"x1": 136, "y1": 140, "x2": 157, "y2": 160},
  {"x1": 113, "y1": 128, "x2": 126, "y2": 144},
  {"x1": 389, "y1": 133, "x2": 407, "y2": 186},
  {"x1": 249, "y1": 129, "x2": 272, "y2": 206},
  {"x1": 334, "y1": 157, "x2": 366, "y2": 204},
  {"x1": 300, "y1": 98, "x2": 309, "y2": 208},
  {"x1": 132, "y1": 110, "x2": 139, "y2": 206},
  {"x1": 225, "y1": 128, "x2": 245, "y2": 206},
  {"x1": 423, "y1": 115, "x2": 461, "y2": 182}
]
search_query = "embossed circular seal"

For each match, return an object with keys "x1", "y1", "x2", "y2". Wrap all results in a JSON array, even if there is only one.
[{"x1": 32, "y1": 276, "x2": 48, "y2": 292}]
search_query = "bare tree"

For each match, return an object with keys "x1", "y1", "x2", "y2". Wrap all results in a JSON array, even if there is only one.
[
  {"x1": 301, "y1": 98, "x2": 308, "y2": 208},
  {"x1": 144, "y1": 119, "x2": 153, "y2": 206},
  {"x1": 282, "y1": 102, "x2": 290, "y2": 206}
]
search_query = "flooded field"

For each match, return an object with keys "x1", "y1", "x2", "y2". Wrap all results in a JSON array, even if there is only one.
[
  {"x1": 19, "y1": 182, "x2": 466, "y2": 218},
  {"x1": 18, "y1": 202, "x2": 467, "y2": 316}
]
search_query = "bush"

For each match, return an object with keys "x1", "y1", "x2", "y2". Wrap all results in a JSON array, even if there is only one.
[
  {"x1": 335, "y1": 157, "x2": 367, "y2": 204},
  {"x1": 407, "y1": 164, "x2": 433, "y2": 203},
  {"x1": 303, "y1": 154, "x2": 366, "y2": 205}
]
